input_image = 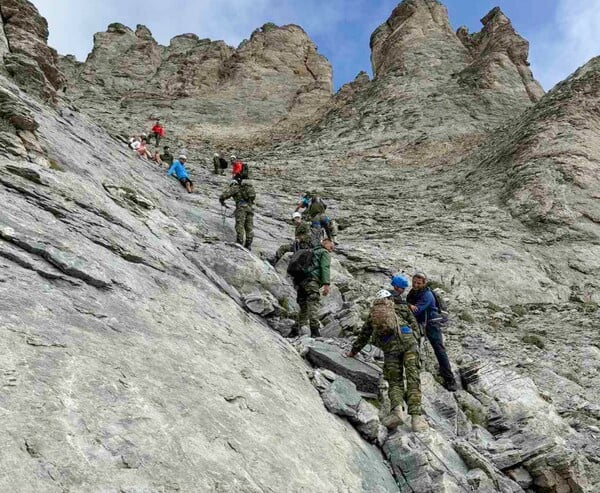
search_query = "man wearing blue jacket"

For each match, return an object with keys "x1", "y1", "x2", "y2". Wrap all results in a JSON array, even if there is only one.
[
  {"x1": 167, "y1": 155, "x2": 194, "y2": 193},
  {"x1": 406, "y1": 272, "x2": 457, "y2": 391}
]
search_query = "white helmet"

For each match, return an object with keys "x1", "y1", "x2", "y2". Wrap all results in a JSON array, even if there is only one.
[
  {"x1": 292, "y1": 212, "x2": 302, "y2": 219},
  {"x1": 376, "y1": 289, "x2": 392, "y2": 299},
  {"x1": 179, "y1": 154, "x2": 187, "y2": 160},
  {"x1": 230, "y1": 155, "x2": 236, "y2": 160},
  {"x1": 214, "y1": 153, "x2": 219, "y2": 157}
]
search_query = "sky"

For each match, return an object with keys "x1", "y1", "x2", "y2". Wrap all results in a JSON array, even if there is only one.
[{"x1": 31, "y1": 0, "x2": 600, "y2": 91}]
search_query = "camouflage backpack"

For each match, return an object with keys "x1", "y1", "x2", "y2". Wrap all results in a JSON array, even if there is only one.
[
  {"x1": 369, "y1": 298, "x2": 398, "y2": 336},
  {"x1": 240, "y1": 183, "x2": 256, "y2": 203}
]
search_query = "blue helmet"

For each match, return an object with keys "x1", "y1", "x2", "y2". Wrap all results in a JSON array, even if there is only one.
[{"x1": 391, "y1": 274, "x2": 409, "y2": 289}]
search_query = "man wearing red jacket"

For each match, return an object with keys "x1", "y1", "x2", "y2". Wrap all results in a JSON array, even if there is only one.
[{"x1": 151, "y1": 119, "x2": 165, "y2": 146}]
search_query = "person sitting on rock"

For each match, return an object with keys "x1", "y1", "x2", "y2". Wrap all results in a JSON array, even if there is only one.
[
  {"x1": 345, "y1": 289, "x2": 428, "y2": 433},
  {"x1": 407, "y1": 272, "x2": 457, "y2": 392},
  {"x1": 135, "y1": 139, "x2": 153, "y2": 160},
  {"x1": 151, "y1": 120, "x2": 165, "y2": 146},
  {"x1": 271, "y1": 212, "x2": 311, "y2": 266},
  {"x1": 160, "y1": 145, "x2": 174, "y2": 166},
  {"x1": 219, "y1": 176, "x2": 256, "y2": 250},
  {"x1": 287, "y1": 238, "x2": 334, "y2": 338},
  {"x1": 167, "y1": 155, "x2": 194, "y2": 193},
  {"x1": 129, "y1": 136, "x2": 141, "y2": 150},
  {"x1": 152, "y1": 150, "x2": 163, "y2": 166}
]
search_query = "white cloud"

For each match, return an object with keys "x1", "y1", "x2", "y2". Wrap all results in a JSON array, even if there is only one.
[{"x1": 530, "y1": 0, "x2": 600, "y2": 90}]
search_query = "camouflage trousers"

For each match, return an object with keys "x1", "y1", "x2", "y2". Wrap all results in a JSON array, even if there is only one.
[
  {"x1": 384, "y1": 349, "x2": 422, "y2": 415},
  {"x1": 234, "y1": 205, "x2": 254, "y2": 247},
  {"x1": 296, "y1": 279, "x2": 321, "y2": 335}
]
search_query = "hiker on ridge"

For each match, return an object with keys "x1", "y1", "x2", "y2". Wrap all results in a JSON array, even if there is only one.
[
  {"x1": 219, "y1": 175, "x2": 256, "y2": 250},
  {"x1": 167, "y1": 155, "x2": 194, "y2": 193},
  {"x1": 345, "y1": 289, "x2": 428, "y2": 433},
  {"x1": 271, "y1": 212, "x2": 311, "y2": 266},
  {"x1": 287, "y1": 237, "x2": 334, "y2": 338},
  {"x1": 407, "y1": 272, "x2": 457, "y2": 392}
]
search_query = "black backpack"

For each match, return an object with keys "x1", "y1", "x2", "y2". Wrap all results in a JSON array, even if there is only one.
[
  {"x1": 428, "y1": 286, "x2": 449, "y2": 325},
  {"x1": 287, "y1": 248, "x2": 314, "y2": 283},
  {"x1": 240, "y1": 162, "x2": 250, "y2": 179},
  {"x1": 219, "y1": 157, "x2": 228, "y2": 169}
]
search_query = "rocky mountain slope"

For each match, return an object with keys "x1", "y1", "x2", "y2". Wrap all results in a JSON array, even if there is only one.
[
  {"x1": 58, "y1": 20, "x2": 332, "y2": 146},
  {"x1": 1, "y1": 0, "x2": 599, "y2": 491}
]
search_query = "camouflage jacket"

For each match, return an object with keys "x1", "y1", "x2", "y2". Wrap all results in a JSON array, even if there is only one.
[
  {"x1": 351, "y1": 304, "x2": 420, "y2": 355},
  {"x1": 220, "y1": 182, "x2": 256, "y2": 209}
]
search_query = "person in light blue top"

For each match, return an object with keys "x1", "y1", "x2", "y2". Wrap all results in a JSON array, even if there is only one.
[{"x1": 167, "y1": 155, "x2": 194, "y2": 193}]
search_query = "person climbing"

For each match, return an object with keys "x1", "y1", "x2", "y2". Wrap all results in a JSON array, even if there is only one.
[
  {"x1": 161, "y1": 146, "x2": 174, "y2": 166},
  {"x1": 287, "y1": 237, "x2": 334, "y2": 338},
  {"x1": 345, "y1": 290, "x2": 428, "y2": 433},
  {"x1": 271, "y1": 212, "x2": 311, "y2": 266},
  {"x1": 167, "y1": 155, "x2": 194, "y2": 193},
  {"x1": 296, "y1": 191, "x2": 337, "y2": 244},
  {"x1": 296, "y1": 191, "x2": 326, "y2": 220},
  {"x1": 219, "y1": 176, "x2": 256, "y2": 250},
  {"x1": 151, "y1": 119, "x2": 165, "y2": 146},
  {"x1": 407, "y1": 272, "x2": 457, "y2": 392},
  {"x1": 213, "y1": 153, "x2": 224, "y2": 175}
]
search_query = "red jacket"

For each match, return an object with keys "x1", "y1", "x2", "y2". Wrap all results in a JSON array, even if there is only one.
[
  {"x1": 152, "y1": 124, "x2": 165, "y2": 137},
  {"x1": 232, "y1": 160, "x2": 242, "y2": 176}
]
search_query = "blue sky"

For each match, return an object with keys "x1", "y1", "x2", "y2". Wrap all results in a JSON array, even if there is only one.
[{"x1": 32, "y1": 0, "x2": 600, "y2": 91}]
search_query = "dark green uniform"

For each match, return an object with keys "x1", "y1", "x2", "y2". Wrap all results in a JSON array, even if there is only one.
[
  {"x1": 294, "y1": 246, "x2": 330, "y2": 337},
  {"x1": 274, "y1": 221, "x2": 311, "y2": 264},
  {"x1": 351, "y1": 304, "x2": 422, "y2": 415},
  {"x1": 220, "y1": 182, "x2": 256, "y2": 248},
  {"x1": 213, "y1": 155, "x2": 224, "y2": 175},
  {"x1": 161, "y1": 150, "x2": 174, "y2": 165}
]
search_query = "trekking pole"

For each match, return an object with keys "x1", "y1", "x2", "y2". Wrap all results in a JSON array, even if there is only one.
[{"x1": 221, "y1": 205, "x2": 226, "y2": 227}]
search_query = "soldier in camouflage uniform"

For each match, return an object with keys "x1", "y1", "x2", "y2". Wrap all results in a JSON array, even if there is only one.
[
  {"x1": 288, "y1": 238, "x2": 334, "y2": 338},
  {"x1": 271, "y1": 212, "x2": 311, "y2": 266},
  {"x1": 296, "y1": 191, "x2": 337, "y2": 244},
  {"x1": 346, "y1": 288, "x2": 428, "y2": 433},
  {"x1": 219, "y1": 177, "x2": 256, "y2": 250}
]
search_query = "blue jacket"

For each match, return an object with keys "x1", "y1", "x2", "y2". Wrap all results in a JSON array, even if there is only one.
[
  {"x1": 406, "y1": 288, "x2": 438, "y2": 325},
  {"x1": 167, "y1": 160, "x2": 189, "y2": 180}
]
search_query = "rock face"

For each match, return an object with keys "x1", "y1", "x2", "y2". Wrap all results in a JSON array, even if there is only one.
[
  {"x1": 59, "y1": 22, "x2": 332, "y2": 143},
  {"x1": 2, "y1": 0, "x2": 600, "y2": 491},
  {"x1": 0, "y1": 0, "x2": 64, "y2": 102},
  {"x1": 307, "y1": 0, "x2": 542, "y2": 154}
]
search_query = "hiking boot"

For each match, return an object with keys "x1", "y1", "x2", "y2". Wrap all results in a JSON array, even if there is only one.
[
  {"x1": 310, "y1": 327, "x2": 321, "y2": 338},
  {"x1": 286, "y1": 327, "x2": 299, "y2": 338},
  {"x1": 381, "y1": 405, "x2": 404, "y2": 429},
  {"x1": 443, "y1": 379, "x2": 458, "y2": 392},
  {"x1": 411, "y1": 415, "x2": 429, "y2": 433},
  {"x1": 244, "y1": 243, "x2": 252, "y2": 251}
]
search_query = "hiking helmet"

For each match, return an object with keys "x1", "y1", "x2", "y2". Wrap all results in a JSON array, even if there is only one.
[
  {"x1": 292, "y1": 212, "x2": 302, "y2": 219},
  {"x1": 391, "y1": 275, "x2": 409, "y2": 289},
  {"x1": 179, "y1": 154, "x2": 187, "y2": 160},
  {"x1": 413, "y1": 271, "x2": 428, "y2": 280},
  {"x1": 214, "y1": 153, "x2": 219, "y2": 157},
  {"x1": 376, "y1": 289, "x2": 392, "y2": 299},
  {"x1": 230, "y1": 155, "x2": 237, "y2": 160}
]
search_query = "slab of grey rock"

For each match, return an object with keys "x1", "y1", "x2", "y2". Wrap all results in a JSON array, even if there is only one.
[{"x1": 304, "y1": 340, "x2": 381, "y2": 394}]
